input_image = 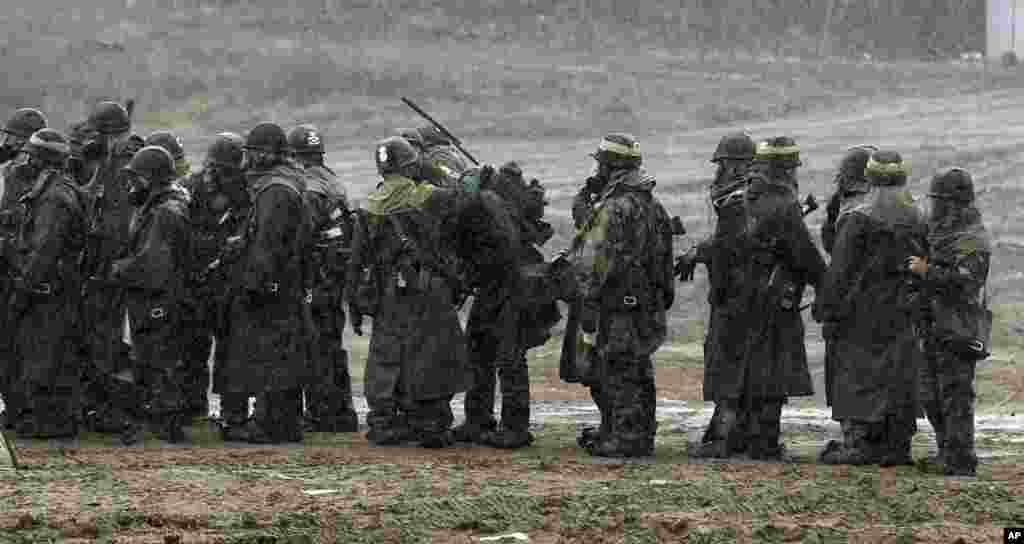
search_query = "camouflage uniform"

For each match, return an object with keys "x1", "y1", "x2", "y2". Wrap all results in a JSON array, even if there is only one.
[
  {"x1": 111, "y1": 148, "x2": 193, "y2": 442},
  {"x1": 7, "y1": 131, "x2": 87, "y2": 438},
  {"x1": 221, "y1": 124, "x2": 314, "y2": 443},
  {"x1": 399, "y1": 126, "x2": 469, "y2": 188},
  {"x1": 572, "y1": 134, "x2": 674, "y2": 458},
  {"x1": 816, "y1": 151, "x2": 927, "y2": 466},
  {"x1": 917, "y1": 168, "x2": 991, "y2": 476},
  {"x1": 457, "y1": 162, "x2": 558, "y2": 448}
]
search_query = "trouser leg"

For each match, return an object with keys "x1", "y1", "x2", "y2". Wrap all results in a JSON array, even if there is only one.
[
  {"x1": 462, "y1": 331, "x2": 498, "y2": 429},
  {"x1": 749, "y1": 397, "x2": 784, "y2": 460},
  {"x1": 941, "y1": 354, "x2": 977, "y2": 475}
]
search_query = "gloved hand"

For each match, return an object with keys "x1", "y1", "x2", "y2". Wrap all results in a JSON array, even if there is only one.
[
  {"x1": 580, "y1": 299, "x2": 599, "y2": 334},
  {"x1": 674, "y1": 252, "x2": 697, "y2": 282}
]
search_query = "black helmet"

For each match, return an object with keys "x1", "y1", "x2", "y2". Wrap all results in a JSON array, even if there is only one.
[
  {"x1": 865, "y1": 150, "x2": 909, "y2": 186},
  {"x1": 23, "y1": 128, "x2": 70, "y2": 165},
  {"x1": 592, "y1": 133, "x2": 642, "y2": 168},
  {"x1": 711, "y1": 132, "x2": 755, "y2": 163},
  {"x1": 417, "y1": 125, "x2": 451, "y2": 147},
  {"x1": 3, "y1": 108, "x2": 48, "y2": 138},
  {"x1": 205, "y1": 132, "x2": 245, "y2": 169},
  {"x1": 838, "y1": 145, "x2": 876, "y2": 177},
  {"x1": 929, "y1": 168, "x2": 974, "y2": 203},
  {"x1": 375, "y1": 136, "x2": 419, "y2": 176},
  {"x1": 395, "y1": 127, "x2": 425, "y2": 150},
  {"x1": 123, "y1": 145, "x2": 175, "y2": 183},
  {"x1": 287, "y1": 124, "x2": 325, "y2": 155},
  {"x1": 144, "y1": 131, "x2": 185, "y2": 161},
  {"x1": 754, "y1": 136, "x2": 801, "y2": 167},
  {"x1": 88, "y1": 101, "x2": 131, "y2": 135},
  {"x1": 245, "y1": 122, "x2": 288, "y2": 153}
]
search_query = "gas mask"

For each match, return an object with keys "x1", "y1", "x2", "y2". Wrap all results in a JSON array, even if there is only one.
[
  {"x1": 10, "y1": 152, "x2": 43, "y2": 180},
  {"x1": 0, "y1": 133, "x2": 26, "y2": 164},
  {"x1": 203, "y1": 164, "x2": 248, "y2": 210},
  {"x1": 122, "y1": 170, "x2": 153, "y2": 207}
]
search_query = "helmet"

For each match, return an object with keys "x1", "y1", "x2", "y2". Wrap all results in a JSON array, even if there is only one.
[
  {"x1": 144, "y1": 131, "x2": 185, "y2": 161},
  {"x1": 23, "y1": 128, "x2": 70, "y2": 165},
  {"x1": 711, "y1": 132, "x2": 755, "y2": 162},
  {"x1": 245, "y1": 122, "x2": 288, "y2": 153},
  {"x1": 417, "y1": 125, "x2": 451, "y2": 147},
  {"x1": 929, "y1": 168, "x2": 974, "y2": 203},
  {"x1": 865, "y1": 150, "x2": 909, "y2": 186},
  {"x1": 3, "y1": 108, "x2": 48, "y2": 138},
  {"x1": 205, "y1": 132, "x2": 245, "y2": 168},
  {"x1": 287, "y1": 124, "x2": 325, "y2": 155},
  {"x1": 375, "y1": 136, "x2": 419, "y2": 176},
  {"x1": 592, "y1": 133, "x2": 642, "y2": 168},
  {"x1": 838, "y1": 145, "x2": 876, "y2": 177},
  {"x1": 754, "y1": 136, "x2": 801, "y2": 167},
  {"x1": 123, "y1": 145, "x2": 175, "y2": 183},
  {"x1": 395, "y1": 127, "x2": 425, "y2": 150},
  {"x1": 88, "y1": 101, "x2": 131, "y2": 135}
]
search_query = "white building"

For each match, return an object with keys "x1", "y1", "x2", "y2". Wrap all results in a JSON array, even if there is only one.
[{"x1": 988, "y1": 0, "x2": 1024, "y2": 57}]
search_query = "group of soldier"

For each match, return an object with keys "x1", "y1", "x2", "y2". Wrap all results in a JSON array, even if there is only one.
[{"x1": 0, "y1": 100, "x2": 990, "y2": 477}]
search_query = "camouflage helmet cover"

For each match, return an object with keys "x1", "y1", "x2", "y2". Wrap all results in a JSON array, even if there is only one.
[
  {"x1": 592, "y1": 133, "x2": 642, "y2": 166},
  {"x1": 864, "y1": 149, "x2": 909, "y2": 185},
  {"x1": 754, "y1": 136, "x2": 801, "y2": 166}
]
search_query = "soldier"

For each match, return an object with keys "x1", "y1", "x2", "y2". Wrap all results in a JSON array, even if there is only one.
[
  {"x1": 79, "y1": 101, "x2": 146, "y2": 435},
  {"x1": 145, "y1": 131, "x2": 192, "y2": 179},
  {"x1": 349, "y1": 136, "x2": 485, "y2": 448},
  {"x1": 815, "y1": 150, "x2": 927, "y2": 466},
  {"x1": 287, "y1": 124, "x2": 358, "y2": 433},
  {"x1": 67, "y1": 121, "x2": 101, "y2": 186},
  {"x1": 109, "y1": 146, "x2": 193, "y2": 442},
  {"x1": 735, "y1": 166, "x2": 825, "y2": 460},
  {"x1": 397, "y1": 126, "x2": 469, "y2": 188},
  {"x1": 911, "y1": 168, "x2": 991, "y2": 477},
  {"x1": 6, "y1": 129, "x2": 87, "y2": 438},
  {"x1": 676, "y1": 132, "x2": 757, "y2": 458},
  {"x1": 455, "y1": 161, "x2": 558, "y2": 449},
  {"x1": 179, "y1": 133, "x2": 250, "y2": 424},
  {"x1": 571, "y1": 133, "x2": 674, "y2": 458},
  {"x1": 821, "y1": 146, "x2": 876, "y2": 255},
  {"x1": 0, "y1": 108, "x2": 48, "y2": 429},
  {"x1": 219, "y1": 123, "x2": 314, "y2": 444}
]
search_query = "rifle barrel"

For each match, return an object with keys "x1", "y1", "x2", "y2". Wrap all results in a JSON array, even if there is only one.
[{"x1": 400, "y1": 97, "x2": 481, "y2": 166}]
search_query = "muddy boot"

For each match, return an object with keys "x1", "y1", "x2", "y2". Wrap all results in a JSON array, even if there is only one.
[
  {"x1": 452, "y1": 419, "x2": 496, "y2": 444},
  {"x1": 692, "y1": 402, "x2": 740, "y2": 459},
  {"x1": 480, "y1": 427, "x2": 534, "y2": 449},
  {"x1": 578, "y1": 420, "x2": 610, "y2": 450},
  {"x1": 154, "y1": 413, "x2": 186, "y2": 444},
  {"x1": 879, "y1": 415, "x2": 915, "y2": 467},
  {"x1": 366, "y1": 425, "x2": 411, "y2": 446},
  {"x1": 920, "y1": 401, "x2": 946, "y2": 470},
  {"x1": 588, "y1": 435, "x2": 654, "y2": 458},
  {"x1": 419, "y1": 429, "x2": 455, "y2": 449},
  {"x1": 820, "y1": 420, "x2": 882, "y2": 465},
  {"x1": 749, "y1": 400, "x2": 789, "y2": 461},
  {"x1": 943, "y1": 397, "x2": 978, "y2": 477}
]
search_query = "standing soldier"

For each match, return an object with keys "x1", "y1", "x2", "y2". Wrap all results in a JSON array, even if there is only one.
[
  {"x1": 109, "y1": 146, "x2": 193, "y2": 442},
  {"x1": 79, "y1": 101, "x2": 145, "y2": 435},
  {"x1": 67, "y1": 121, "x2": 102, "y2": 187},
  {"x1": 7, "y1": 129, "x2": 87, "y2": 438},
  {"x1": 180, "y1": 133, "x2": 250, "y2": 425},
  {"x1": 220, "y1": 123, "x2": 314, "y2": 444},
  {"x1": 0, "y1": 108, "x2": 48, "y2": 429},
  {"x1": 911, "y1": 168, "x2": 991, "y2": 476},
  {"x1": 349, "y1": 136, "x2": 477, "y2": 448},
  {"x1": 455, "y1": 161, "x2": 558, "y2": 449},
  {"x1": 736, "y1": 167, "x2": 825, "y2": 460},
  {"x1": 815, "y1": 150, "x2": 927, "y2": 466},
  {"x1": 677, "y1": 132, "x2": 757, "y2": 458},
  {"x1": 749, "y1": 136, "x2": 802, "y2": 196},
  {"x1": 288, "y1": 124, "x2": 358, "y2": 433},
  {"x1": 571, "y1": 133, "x2": 674, "y2": 458}
]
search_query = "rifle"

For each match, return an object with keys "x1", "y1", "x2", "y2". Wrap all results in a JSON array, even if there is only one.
[{"x1": 400, "y1": 97, "x2": 481, "y2": 166}]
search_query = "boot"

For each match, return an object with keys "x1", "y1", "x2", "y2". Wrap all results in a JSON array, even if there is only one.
[
  {"x1": 578, "y1": 420, "x2": 609, "y2": 449},
  {"x1": 452, "y1": 419, "x2": 496, "y2": 444},
  {"x1": 587, "y1": 435, "x2": 654, "y2": 458},
  {"x1": 366, "y1": 424, "x2": 412, "y2": 446},
  {"x1": 692, "y1": 402, "x2": 740, "y2": 459},
  {"x1": 879, "y1": 416, "x2": 914, "y2": 467},
  {"x1": 480, "y1": 427, "x2": 534, "y2": 449},
  {"x1": 820, "y1": 420, "x2": 883, "y2": 465},
  {"x1": 418, "y1": 429, "x2": 455, "y2": 449},
  {"x1": 749, "y1": 400, "x2": 788, "y2": 461},
  {"x1": 920, "y1": 401, "x2": 946, "y2": 470},
  {"x1": 154, "y1": 413, "x2": 186, "y2": 444}
]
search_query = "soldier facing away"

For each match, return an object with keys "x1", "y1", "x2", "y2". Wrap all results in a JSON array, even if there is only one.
[
  {"x1": 219, "y1": 123, "x2": 315, "y2": 444},
  {"x1": 288, "y1": 123, "x2": 359, "y2": 433},
  {"x1": 571, "y1": 133, "x2": 675, "y2": 458},
  {"x1": 816, "y1": 150, "x2": 927, "y2": 466},
  {"x1": 6, "y1": 129, "x2": 88, "y2": 438},
  {"x1": 398, "y1": 126, "x2": 469, "y2": 188},
  {"x1": 110, "y1": 146, "x2": 194, "y2": 443},
  {"x1": 911, "y1": 168, "x2": 991, "y2": 477}
]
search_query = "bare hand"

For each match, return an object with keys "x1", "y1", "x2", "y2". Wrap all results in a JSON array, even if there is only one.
[{"x1": 907, "y1": 255, "x2": 929, "y2": 276}]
